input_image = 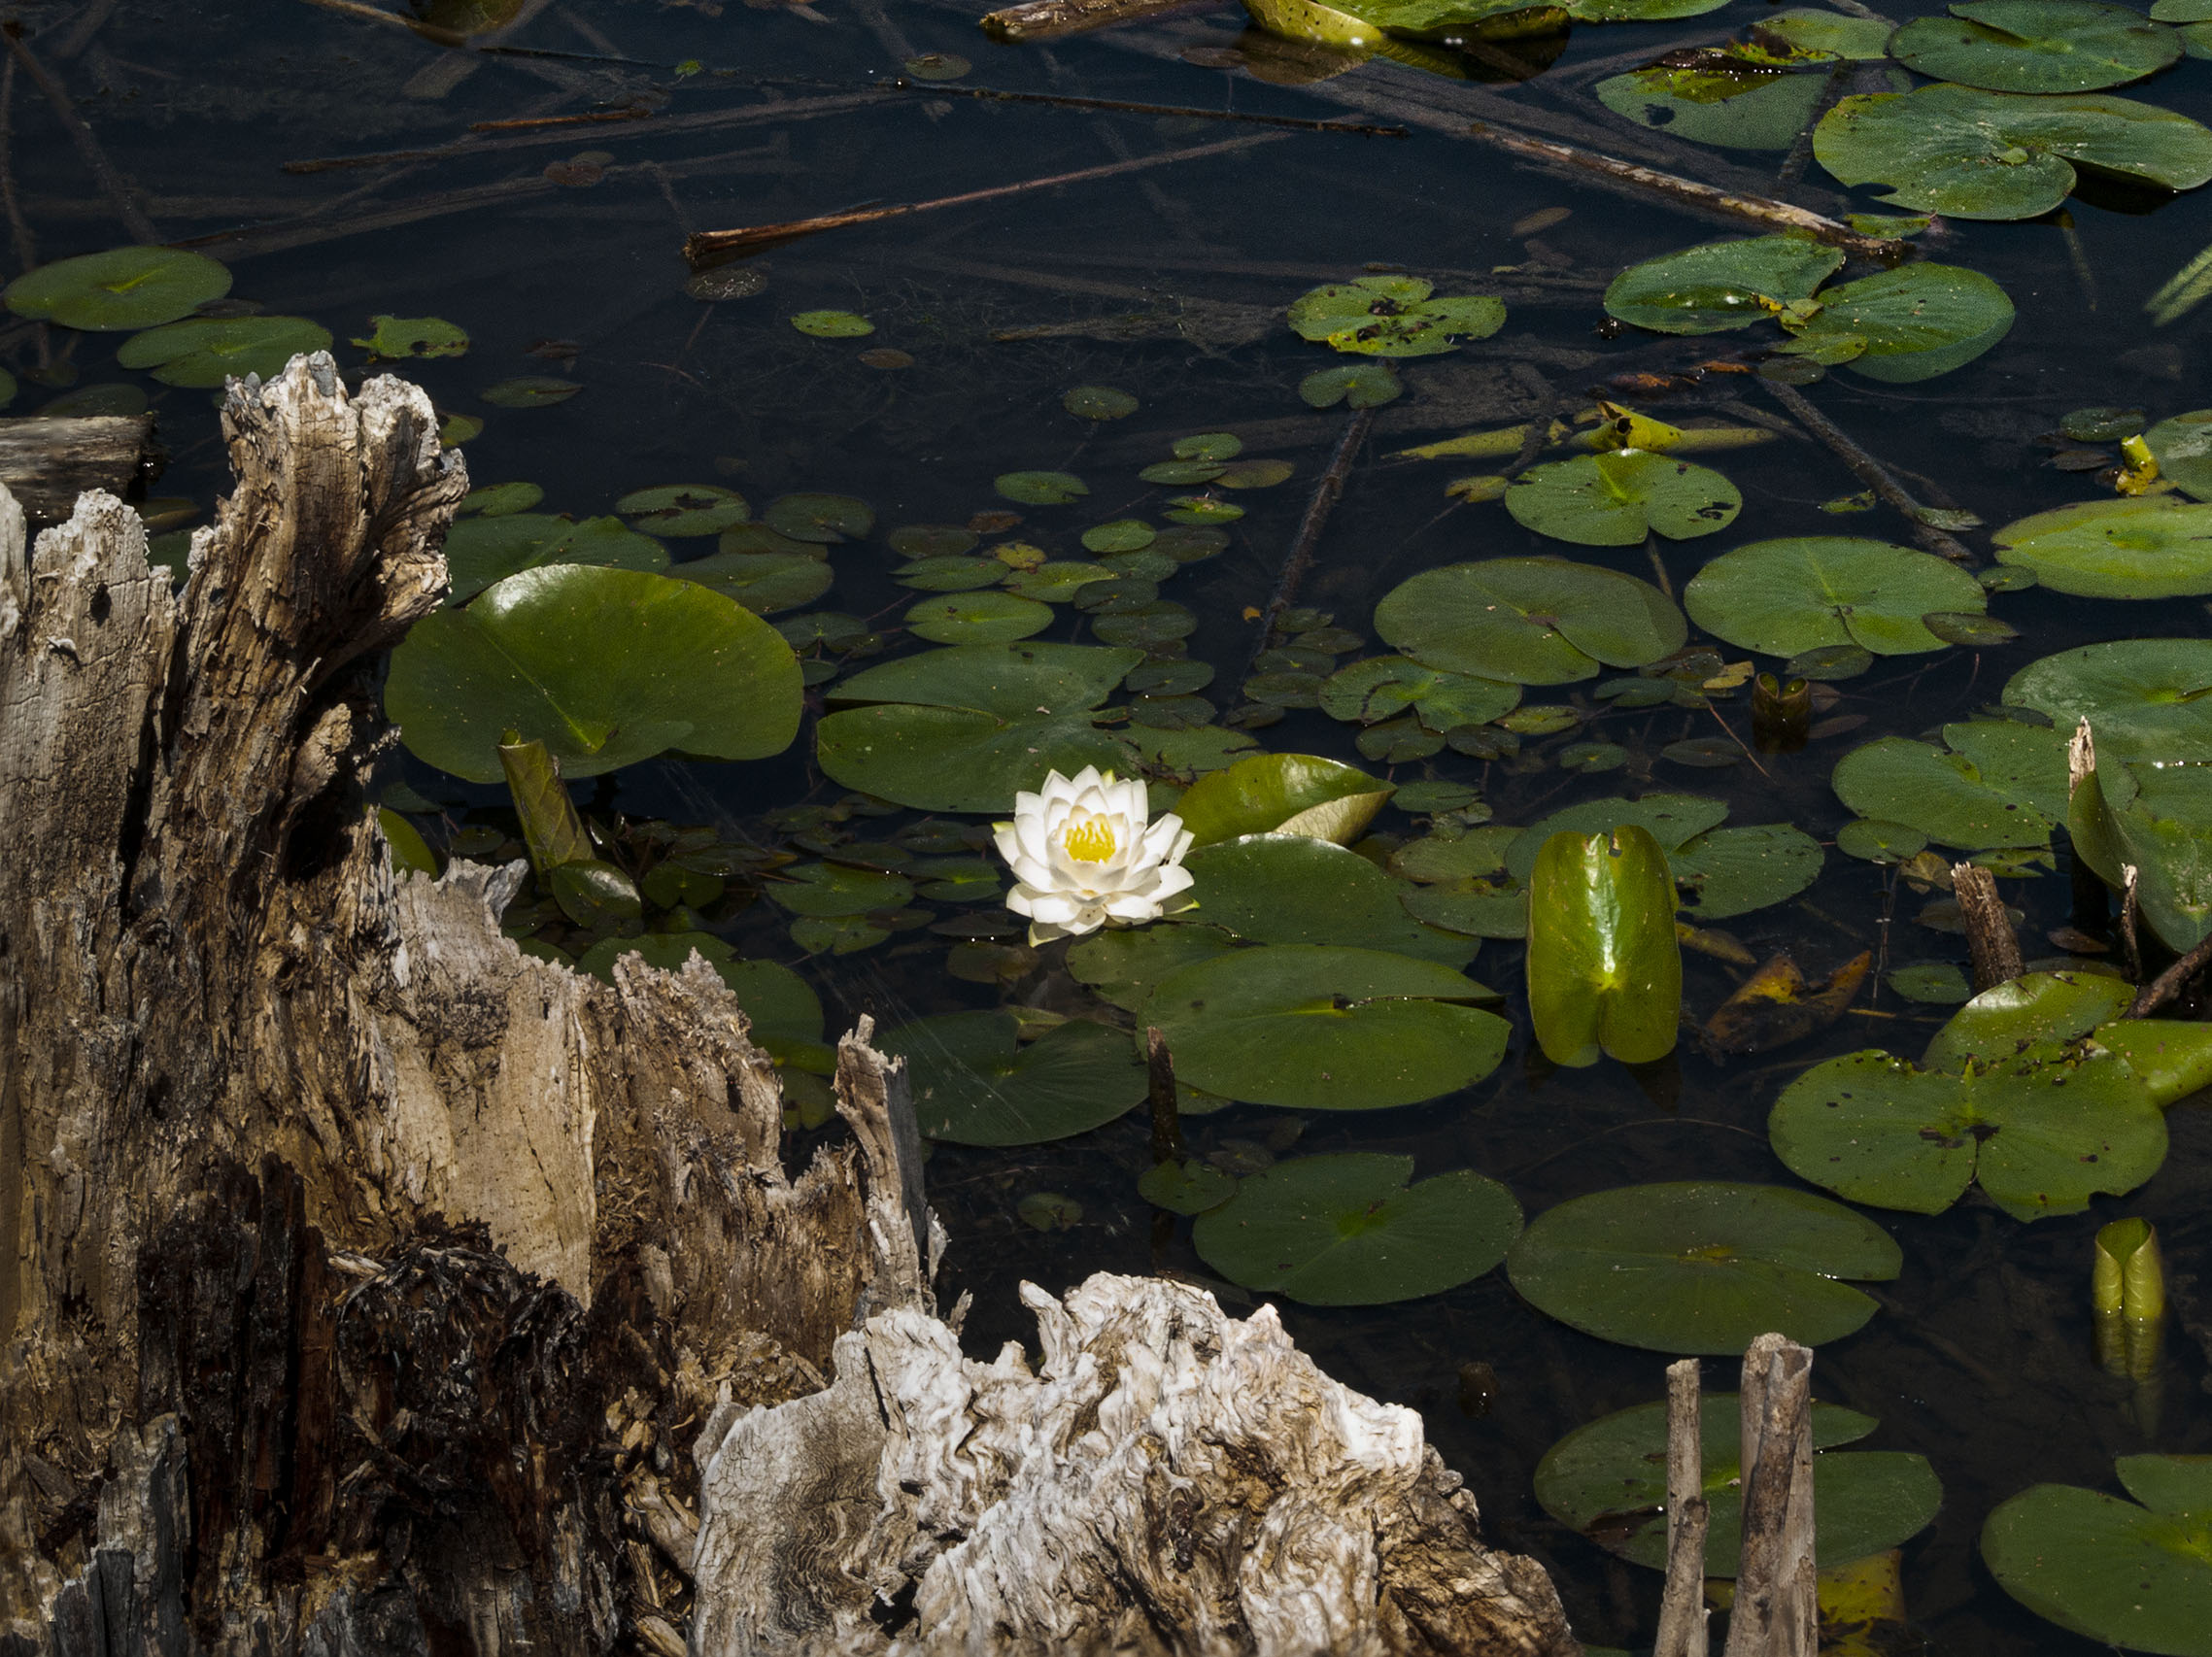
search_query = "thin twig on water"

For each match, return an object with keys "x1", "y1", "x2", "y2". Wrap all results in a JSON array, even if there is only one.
[
  {"x1": 875, "y1": 80, "x2": 1408, "y2": 138},
  {"x1": 683, "y1": 131, "x2": 1287, "y2": 263},
  {"x1": 1, "y1": 20, "x2": 158, "y2": 243},
  {"x1": 1761, "y1": 378, "x2": 1978, "y2": 561},
  {"x1": 2127, "y1": 930, "x2": 2212, "y2": 1017},
  {"x1": 1242, "y1": 405, "x2": 1374, "y2": 685}
]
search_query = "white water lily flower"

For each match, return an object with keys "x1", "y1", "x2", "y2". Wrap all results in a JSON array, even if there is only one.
[{"x1": 994, "y1": 765, "x2": 1194, "y2": 944}]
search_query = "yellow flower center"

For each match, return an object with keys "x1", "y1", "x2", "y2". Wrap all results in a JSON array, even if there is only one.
[{"x1": 1061, "y1": 811, "x2": 1118, "y2": 864}]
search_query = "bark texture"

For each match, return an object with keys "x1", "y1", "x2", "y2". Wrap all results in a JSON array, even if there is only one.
[
  {"x1": 0, "y1": 354, "x2": 1579, "y2": 1657},
  {"x1": 0, "y1": 413, "x2": 162, "y2": 522}
]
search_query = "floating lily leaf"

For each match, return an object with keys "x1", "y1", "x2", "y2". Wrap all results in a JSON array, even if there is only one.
[
  {"x1": 462, "y1": 482, "x2": 543, "y2": 516},
  {"x1": 1838, "y1": 819, "x2": 1930, "y2": 862},
  {"x1": 1537, "y1": 1395, "x2": 1942, "y2": 1576},
  {"x1": 1759, "y1": 8, "x2": 1898, "y2": 57},
  {"x1": 1984, "y1": 1456, "x2": 2212, "y2": 1656},
  {"x1": 481, "y1": 376, "x2": 579, "y2": 407},
  {"x1": 1606, "y1": 236, "x2": 1842, "y2": 335},
  {"x1": 1217, "y1": 458, "x2": 1295, "y2": 489},
  {"x1": 1597, "y1": 66, "x2": 1845, "y2": 152},
  {"x1": 1890, "y1": 961, "x2": 1974, "y2": 1002},
  {"x1": 116, "y1": 317, "x2": 333, "y2": 388},
  {"x1": 1505, "y1": 1180, "x2": 1902, "y2": 1353},
  {"x1": 996, "y1": 470, "x2": 1089, "y2": 505},
  {"x1": 1671, "y1": 823, "x2": 1826, "y2": 918},
  {"x1": 898, "y1": 556, "x2": 1006, "y2": 592},
  {"x1": 3, "y1": 246, "x2": 230, "y2": 330},
  {"x1": 1140, "y1": 1159, "x2": 1238, "y2": 1215},
  {"x1": 765, "y1": 491, "x2": 872, "y2": 543},
  {"x1": 1831, "y1": 721, "x2": 2072, "y2": 850},
  {"x1": 1143, "y1": 943, "x2": 1508, "y2": 1110},
  {"x1": 1685, "y1": 538, "x2": 1989, "y2": 657},
  {"x1": 904, "y1": 590, "x2": 1054, "y2": 644},
  {"x1": 790, "y1": 309, "x2": 874, "y2": 337},
  {"x1": 1191, "y1": 1154, "x2": 1522, "y2": 1305},
  {"x1": 1319, "y1": 657, "x2": 1522, "y2": 729},
  {"x1": 1504, "y1": 451, "x2": 1741, "y2": 546},
  {"x1": 882, "y1": 1010, "x2": 1145, "y2": 1145},
  {"x1": 1082, "y1": 520, "x2": 1156, "y2": 554},
  {"x1": 816, "y1": 642, "x2": 1140, "y2": 812},
  {"x1": 441, "y1": 513, "x2": 669, "y2": 604},
  {"x1": 1068, "y1": 922, "x2": 1241, "y2": 1012},
  {"x1": 1063, "y1": 384, "x2": 1138, "y2": 419},
  {"x1": 1993, "y1": 497, "x2": 2212, "y2": 597},
  {"x1": 617, "y1": 484, "x2": 749, "y2": 537},
  {"x1": 673, "y1": 551, "x2": 834, "y2": 615},
  {"x1": 2146, "y1": 408, "x2": 2212, "y2": 500},
  {"x1": 1300, "y1": 361, "x2": 1404, "y2": 407},
  {"x1": 1527, "y1": 826, "x2": 1682, "y2": 1066},
  {"x1": 2073, "y1": 753, "x2": 2212, "y2": 950},
  {"x1": 1771, "y1": 1040, "x2": 2167, "y2": 1219},
  {"x1": 1376, "y1": 559, "x2": 1686, "y2": 685},
  {"x1": 1287, "y1": 275, "x2": 1506, "y2": 357},
  {"x1": 1182, "y1": 835, "x2": 1478, "y2": 966},
  {"x1": 1174, "y1": 752, "x2": 1393, "y2": 846},
  {"x1": 1779, "y1": 264, "x2": 2015, "y2": 382},
  {"x1": 354, "y1": 313, "x2": 469, "y2": 359},
  {"x1": 387, "y1": 565, "x2": 802, "y2": 783},
  {"x1": 768, "y1": 861, "x2": 914, "y2": 918},
  {"x1": 1923, "y1": 969, "x2": 2132, "y2": 1069},
  {"x1": 1004, "y1": 560, "x2": 1112, "y2": 601},
  {"x1": 2004, "y1": 638, "x2": 2212, "y2": 757},
  {"x1": 1507, "y1": 793, "x2": 1728, "y2": 880},
  {"x1": 1813, "y1": 83, "x2": 2212, "y2": 220},
  {"x1": 1890, "y1": 0, "x2": 2179, "y2": 93}
]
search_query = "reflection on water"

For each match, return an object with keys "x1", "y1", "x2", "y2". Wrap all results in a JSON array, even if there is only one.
[{"x1": 9, "y1": 0, "x2": 2212, "y2": 1647}]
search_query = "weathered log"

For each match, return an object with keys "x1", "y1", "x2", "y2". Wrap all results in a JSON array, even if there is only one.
[
  {"x1": 1722, "y1": 1336, "x2": 1815, "y2": 1657},
  {"x1": 0, "y1": 412, "x2": 161, "y2": 522},
  {"x1": 1952, "y1": 862, "x2": 2025, "y2": 992},
  {"x1": 0, "y1": 355, "x2": 1579, "y2": 1657},
  {"x1": 1653, "y1": 1359, "x2": 1709, "y2": 1657}
]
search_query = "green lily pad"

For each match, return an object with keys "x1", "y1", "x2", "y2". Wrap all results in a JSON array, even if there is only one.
[
  {"x1": 1685, "y1": 538, "x2": 1989, "y2": 658},
  {"x1": 1763, "y1": 7, "x2": 1899, "y2": 56},
  {"x1": 1174, "y1": 752, "x2": 1393, "y2": 847},
  {"x1": 996, "y1": 470, "x2": 1089, "y2": 506},
  {"x1": 1507, "y1": 794, "x2": 1730, "y2": 882},
  {"x1": 816, "y1": 641, "x2": 1140, "y2": 812},
  {"x1": 116, "y1": 316, "x2": 333, "y2": 388},
  {"x1": 1505, "y1": 451, "x2": 1742, "y2": 546},
  {"x1": 1181, "y1": 835, "x2": 1478, "y2": 966},
  {"x1": 1140, "y1": 1161, "x2": 1238, "y2": 1215},
  {"x1": 1004, "y1": 560, "x2": 1113, "y2": 601},
  {"x1": 442, "y1": 513, "x2": 670, "y2": 604},
  {"x1": 897, "y1": 556, "x2": 1006, "y2": 592},
  {"x1": 1142, "y1": 944, "x2": 1508, "y2": 1110},
  {"x1": 1286, "y1": 275, "x2": 1506, "y2": 357},
  {"x1": 1069, "y1": 922, "x2": 1242, "y2": 1012},
  {"x1": 1300, "y1": 362, "x2": 1404, "y2": 407},
  {"x1": 1191, "y1": 1154, "x2": 1522, "y2": 1305},
  {"x1": 1319, "y1": 657, "x2": 1523, "y2": 730},
  {"x1": 1984, "y1": 1456, "x2": 2212, "y2": 1656},
  {"x1": 1813, "y1": 83, "x2": 2212, "y2": 220},
  {"x1": 1606, "y1": 236, "x2": 1842, "y2": 335},
  {"x1": 4, "y1": 246, "x2": 231, "y2": 331},
  {"x1": 354, "y1": 313, "x2": 469, "y2": 359},
  {"x1": 765, "y1": 491, "x2": 873, "y2": 543},
  {"x1": 462, "y1": 482, "x2": 543, "y2": 517},
  {"x1": 904, "y1": 590, "x2": 1054, "y2": 644},
  {"x1": 1993, "y1": 497, "x2": 2212, "y2": 598},
  {"x1": 1890, "y1": 961, "x2": 1974, "y2": 1002},
  {"x1": 881, "y1": 1011, "x2": 1145, "y2": 1145},
  {"x1": 1832, "y1": 720, "x2": 2071, "y2": 850},
  {"x1": 1376, "y1": 559, "x2": 1686, "y2": 686},
  {"x1": 1837, "y1": 819, "x2": 1929, "y2": 862},
  {"x1": 767, "y1": 861, "x2": 915, "y2": 917},
  {"x1": 1597, "y1": 66, "x2": 1842, "y2": 152},
  {"x1": 1063, "y1": 384, "x2": 1138, "y2": 419},
  {"x1": 2003, "y1": 638, "x2": 2212, "y2": 758},
  {"x1": 1780, "y1": 263, "x2": 2016, "y2": 383},
  {"x1": 887, "y1": 524, "x2": 980, "y2": 558},
  {"x1": 790, "y1": 309, "x2": 874, "y2": 337},
  {"x1": 616, "y1": 484, "x2": 749, "y2": 537},
  {"x1": 481, "y1": 376, "x2": 579, "y2": 407},
  {"x1": 1505, "y1": 1180, "x2": 1902, "y2": 1353},
  {"x1": 388, "y1": 565, "x2": 802, "y2": 784},
  {"x1": 1671, "y1": 823, "x2": 1826, "y2": 918},
  {"x1": 2146, "y1": 409, "x2": 2212, "y2": 501},
  {"x1": 675, "y1": 551, "x2": 834, "y2": 614},
  {"x1": 1890, "y1": 0, "x2": 2179, "y2": 94},
  {"x1": 1528, "y1": 825, "x2": 1682, "y2": 1067},
  {"x1": 1536, "y1": 1394, "x2": 1942, "y2": 1576},
  {"x1": 1771, "y1": 1040, "x2": 2167, "y2": 1219},
  {"x1": 1923, "y1": 969, "x2": 2134, "y2": 1069},
  {"x1": 2073, "y1": 754, "x2": 2212, "y2": 951},
  {"x1": 1082, "y1": 520, "x2": 1156, "y2": 555}
]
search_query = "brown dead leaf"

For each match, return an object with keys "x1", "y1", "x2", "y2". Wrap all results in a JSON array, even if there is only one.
[{"x1": 1700, "y1": 950, "x2": 1871, "y2": 1059}]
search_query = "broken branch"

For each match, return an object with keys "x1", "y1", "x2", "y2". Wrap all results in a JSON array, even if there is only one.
[{"x1": 1760, "y1": 379, "x2": 1978, "y2": 561}]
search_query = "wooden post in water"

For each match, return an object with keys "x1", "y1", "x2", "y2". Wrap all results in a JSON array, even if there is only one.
[
  {"x1": 1654, "y1": 1357, "x2": 1711, "y2": 1657},
  {"x1": 1954, "y1": 862, "x2": 2025, "y2": 992},
  {"x1": 1722, "y1": 1334, "x2": 1818, "y2": 1657}
]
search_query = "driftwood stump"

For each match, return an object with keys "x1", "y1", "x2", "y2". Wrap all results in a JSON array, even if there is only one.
[
  {"x1": 0, "y1": 413, "x2": 162, "y2": 523},
  {"x1": 0, "y1": 355, "x2": 1580, "y2": 1657}
]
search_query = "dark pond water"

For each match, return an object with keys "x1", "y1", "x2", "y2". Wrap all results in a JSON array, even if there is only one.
[{"x1": 11, "y1": 0, "x2": 2212, "y2": 1648}]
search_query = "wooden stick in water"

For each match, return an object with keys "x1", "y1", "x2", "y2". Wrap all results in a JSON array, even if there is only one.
[
  {"x1": 1242, "y1": 405, "x2": 1373, "y2": 685},
  {"x1": 1146, "y1": 1028, "x2": 1186, "y2": 1165},
  {"x1": 1654, "y1": 1358, "x2": 1711, "y2": 1657},
  {"x1": 1466, "y1": 121, "x2": 1910, "y2": 264},
  {"x1": 981, "y1": 0, "x2": 1212, "y2": 41},
  {"x1": 1761, "y1": 380, "x2": 1976, "y2": 562},
  {"x1": 683, "y1": 130, "x2": 1285, "y2": 263},
  {"x1": 1954, "y1": 862, "x2": 2025, "y2": 993},
  {"x1": 1724, "y1": 1335, "x2": 1817, "y2": 1657}
]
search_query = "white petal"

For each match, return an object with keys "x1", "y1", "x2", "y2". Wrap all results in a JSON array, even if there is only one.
[
  {"x1": 994, "y1": 824, "x2": 1025, "y2": 864},
  {"x1": 1059, "y1": 904, "x2": 1108, "y2": 937},
  {"x1": 1008, "y1": 853, "x2": 1056, "y2": 891},
  {"x1": 1101, "y1": 891, "x2": 1165, "y2": 921},
  {"x1": 1025, "y1": 891, "x2": 1085, "y2": 926},
  {"x1": 1004, "y1": 886, "x2": 1041, "y2": 919},
  {"x1": 1014, "y1": 815, "x2": 1051, "y2": 866},
  {"x1": 1147, "y1": 864, "x2": 1196, "y2": 901},
  {"x1": 1066, "y1": 764, "x2": 1105, "y2": 796}
]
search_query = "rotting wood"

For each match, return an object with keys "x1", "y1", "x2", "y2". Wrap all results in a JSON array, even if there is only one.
[
  {"x1": 1953, "y1": 862, "x2": 2025, "y2": 992},
  {"x1": 0, "y1": 413, "x2": 161, "y2": 522},
  {"x1": 1723, "y1": 1335, "x2": 1816, "y2": 1657},
  {"x1": 1, "y1": 355, "x2": 1586, "y2": 1657},
  {"x1": 1147, "y1": 1026, "x2": 1186, "y2": 1164},
  {"x1": 1654, "y1": 1358, "x2": 1710, "y2": 1657},
  {"x1": 983, "y1": 0, "x2": 1213, "y2": 39},
  {"x1": 1761, "y1": 380, "x2": 1978, "y2": 562}
]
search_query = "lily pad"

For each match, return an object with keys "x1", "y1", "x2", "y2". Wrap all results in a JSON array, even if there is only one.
[
  {"x1": 1993, "y1": 497, "x2": 2212, "y2": 597},
  {"x1": 996, "y1": 470, "x2": 1089, "y2": 506},
  {"x1": 1376, "y1": 559, "x2": 1687, "y2": 685},
  {"x1": 480, "y1": 376, "x2": 579, "y2": 408},
  {"x1": 1143, "y1": 944, "x2": 1509, "y2": 1110},
  {"x1": 1832, "y1": 720, "x2": 2071, "y2": 850},
  {"x1": 1922, "y1": 969, "x2": 2134, "y2": 1069},
  {"x1": 1174, "y1": 752, "x2": 1393, "y2": 847},
  {"x1": 1984, "y1": 1456, "x2": 2212, "y2": 1656},
  {"x1": 1527, "y1": 826, "x2": 1682, "y2": 1066},
  {"x1": 1606, "y1": 236, "x2": 1842, "y2": 335},
  {"x1": 1181, "y1": 835, "x2": 1479, "y2": 966},
  {"x1": 1505, "y1": 1180, "x2": 1902, "y2": 1353},
  {"x1": 768, "y1": 861, "x2": 915, "y2": 918},
  {"x1": 387, "y1": 565, "x2": 802, "y2": 783},
  {"x1": 116, "y1": 317, "x2": 334, "y2": 388},
  {"x1": 790, "y1": 309, "x2": 874, "y2": 337},
  {"x1": 1597, "y1": 66, "x2": 1842, "y2": 152},
  {"x1": 354, "y1": 314, "x2": 469, "y2": 359},
  {"x1": 2146, "y1": 408, "x2": 2212, "y2": 500},
  {"x1": 1320, "y1": 657, "x2": 1522, "y2": 729},
  {"x1": 1671, "y1": 823, "x2": 1827, "y2": 918},
  {"x1": 1300, "y1": 362, "x2": 1404, "y2": 407},
  {"x1": 674, "y1": 551, "x2": 834, "y2": 615},
  {"x1": 1890, "y1": 1, "x2": 2179, "y2": 94},
  {"x1": 1506, "y1": 793, "x2": 1728, "y2": 880},
  {"x1": 617, "y1": 484, "x2": 749, "y2": 537},
  {"x1": 904, "y1": 590, "x2": 1054, "y2": 644},
  {"x1": 2072, "y1": 753, "x2": 2212, "y2": 950},
  {"x1": 2003, "y1": 638, "x2": 2212, "y2": 757},
  {"x1": 1069, "y1": 923, "x2": 1242, "y2": 1013},
  {"x1": 881, "y1": 1010, "x2": 1146, "y2": 1145},
  {"x1": 1505, "y1": 451, "x2": 1742, "y2": 546},
  {"x1": 1813, "y1": 83, "x2": 2212, "y2": 220},
  {"x1": 1286, "y1": 275, "x2": 1506, "y2": 357},
  {"x1": 4, "y1": 246, "x2": 231, "y2": 331},
  {"x1": 442, "y1": 513, "x2": 670, "y2": 603},
  {"x1": 765, "y1": 492, "x2": 873, "y2": 543},
  {"x1": 1771, "y1": 1040, "x2": 2167, "y2": 1219},
  {"x1": 1140, "y1": 1160, "x2": 1239, "y2": 1215},
  {"x1": 1191, "y1": 1154, "x2": 1522, "y2": 1305},
  {"x1": 1685, "y1": 538, "x2": 1989, "y2": 657},
  {"x1": 1063, "y1": 384, "x2": 1138, "y2": 419},
  {"x1": 1780, "y1": 263, "x2": 2016, "y2": 383},
  {"x1": 816, "y1": 641, "x2": 1140, "y2": 812},
  {"x1": 1537, "y1": 1394, "x2": 1943, "y2": 1575}
]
